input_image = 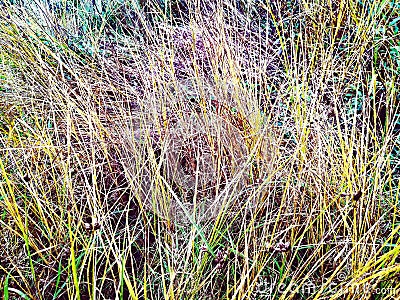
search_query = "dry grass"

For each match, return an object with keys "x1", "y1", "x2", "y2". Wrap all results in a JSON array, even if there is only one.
[{"x1": 0, "y1": 0, "x2": 400, "y2": 299}]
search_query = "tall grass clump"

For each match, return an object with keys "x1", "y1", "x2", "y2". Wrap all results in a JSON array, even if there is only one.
[{"x1": 0, "y1": 0, "x2": 399, "y2": 299}]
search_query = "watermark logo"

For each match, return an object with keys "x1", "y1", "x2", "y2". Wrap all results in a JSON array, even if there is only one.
[{"x1": 254, "y1": 270, "x2": 396, "y2": 298}]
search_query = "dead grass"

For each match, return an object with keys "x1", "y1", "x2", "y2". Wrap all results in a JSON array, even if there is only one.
[{"x1": 0, "y1": 0, "x2": 400, "y2": 299}]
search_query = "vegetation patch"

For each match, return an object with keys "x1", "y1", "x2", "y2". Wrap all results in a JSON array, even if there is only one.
[{"x1": 0, "y1": 0, "x2": 399, "y2": 299}]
